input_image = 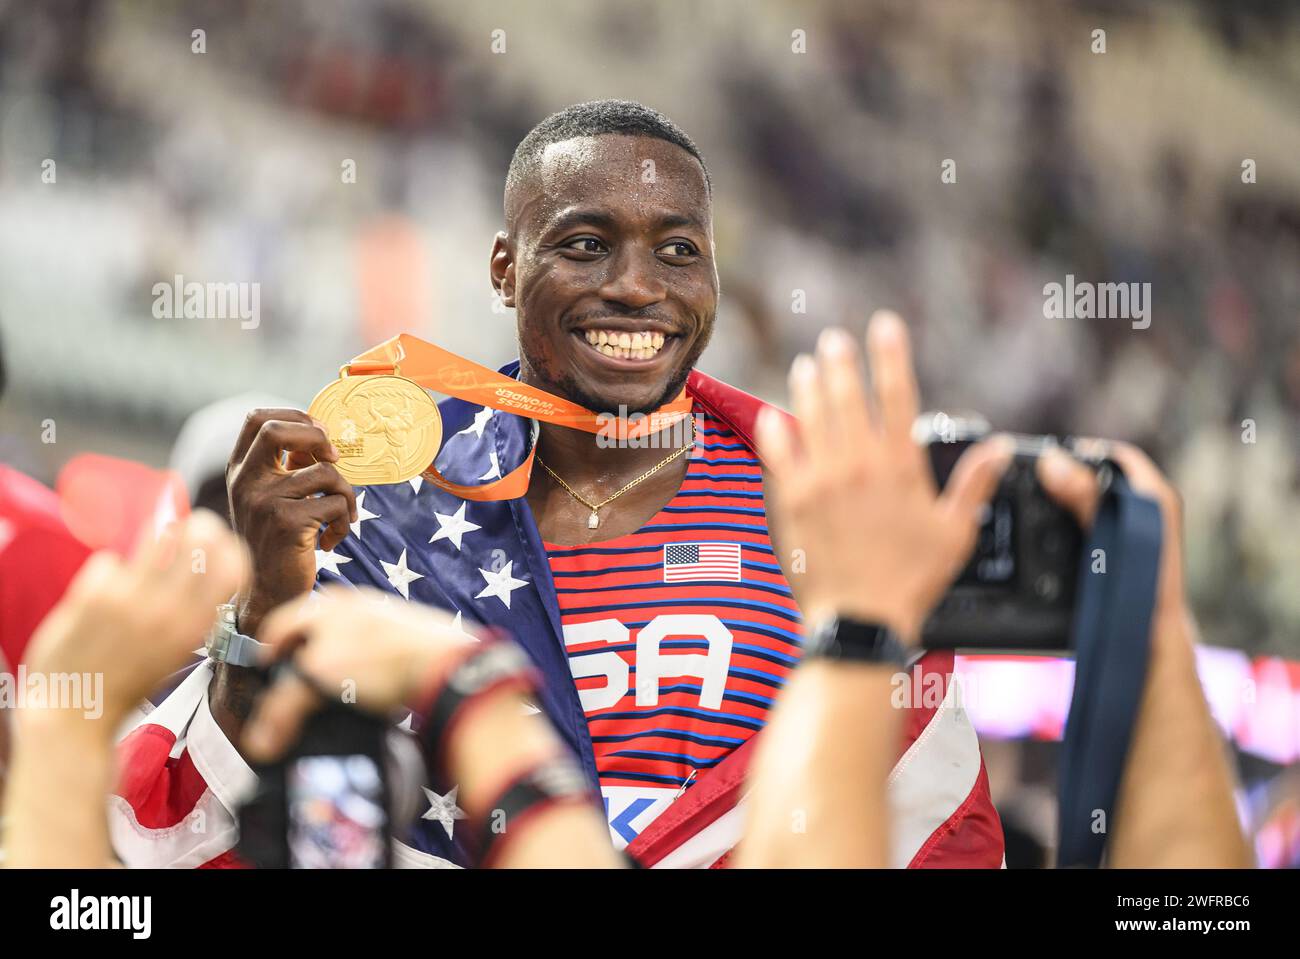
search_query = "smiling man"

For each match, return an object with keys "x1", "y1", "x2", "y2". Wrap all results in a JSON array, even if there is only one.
[{"x1": 112, "y1": 100, "x2": 1004, "y2": 869}]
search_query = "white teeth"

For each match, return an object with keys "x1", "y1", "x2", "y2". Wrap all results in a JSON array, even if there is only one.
[{"x1": 586, "y1": 330, "x2": 670, "y2": 359}]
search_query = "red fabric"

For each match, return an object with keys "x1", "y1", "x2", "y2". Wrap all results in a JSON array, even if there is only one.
[
  {"x1": 686, "y1": 370, "x2": 786, "y2": 449},
  {"x1": 114, "y1": 723, "x2": 210, "y2": 831},
  {"x1": 199, "y1": 849, "x2": 250, "y2": 869},
  {"x1": 626, "y1": 736, "x2": 758, "y2": 867},
  {"x1": 907, "y1": 756, "x2": 1004, "y2": 868},
  {"x1": 899, "y1": 650, "x2": 1004, "y2": 867},
  {"x1": 0, "y1": 464, "x2": 92, "y2": 667}
]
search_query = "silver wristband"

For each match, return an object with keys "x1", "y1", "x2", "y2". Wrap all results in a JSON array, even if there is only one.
[{"x1": 205, "y1": 603, "x2": 266, "y2": 668}]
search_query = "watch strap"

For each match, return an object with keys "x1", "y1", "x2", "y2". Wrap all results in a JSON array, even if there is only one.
[{"x1": 804, "y1": 616, "x2": 909, "y2": 667}]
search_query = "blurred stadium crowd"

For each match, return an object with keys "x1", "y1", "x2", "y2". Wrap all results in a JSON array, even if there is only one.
[{"x1": 0, "y1": 0, "x2": 1296, "y2": 864}]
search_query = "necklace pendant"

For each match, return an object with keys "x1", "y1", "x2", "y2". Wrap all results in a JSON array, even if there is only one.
[{"x1": 587, "y1": 510, "x2": 600, "y2": 530}]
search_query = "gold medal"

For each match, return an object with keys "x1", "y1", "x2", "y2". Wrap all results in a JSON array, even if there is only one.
[{"x1": 308, "y1": 373, "x2": 442, "y2": 485}]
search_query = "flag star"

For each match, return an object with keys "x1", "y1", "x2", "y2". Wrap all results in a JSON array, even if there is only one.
[
  {"x1": 450, "y1": 609, "x2": 482, "y2": 642},
  {"x1": 475, "y1": 561, "x2": 528, "y2": 609},
  {"x1": 429, "y1": 501, "x2": 481, "y2": 551},
  {"x1": 421, "y1": 786, "x2": 467, "y2": 840},
  {"x1": 408, "y1": 475, "x2": 423, "y2": 495},
  {"x1": 478, "y1": 450, "x2": 502, "y2": 481},
  {"x1": 381, "y1": 548, "x2": 424, "y2": 600},
  {"x1": 457, "y1": 406, "x2": 494, "y2": 439},
  {"x1": 350, "y1": 489, "x2": 380, "y2": 539},
  {"x1": 315, "y1": 549, "x2": 352, "y2": 577}
]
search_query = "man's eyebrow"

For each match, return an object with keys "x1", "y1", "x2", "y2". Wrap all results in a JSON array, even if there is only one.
[
  {"x1": 543, "y1": 209, "x2": 619, "y2": 235},
  {"x1": 657, "y1": 213, "x2": 707, "y2": 232},
  {"x1": 541, "y1": 208, "x2": 708, "y2": 236}
]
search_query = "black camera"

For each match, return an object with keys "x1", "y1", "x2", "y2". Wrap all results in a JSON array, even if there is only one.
[
  {"x1": 236, "y1": 693, "x2": 424, "y2": 869},
  {"x1": 917, "y1": 412, "x2": 1085, "y2": 652}
]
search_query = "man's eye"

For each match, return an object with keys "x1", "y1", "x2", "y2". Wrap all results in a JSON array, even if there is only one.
[
  {"x1": 563, "y1": 237, "x2": 605, "y2": 255},
  {"x1": 658, "y1": 240, "x2": 698, "y2": 258}
]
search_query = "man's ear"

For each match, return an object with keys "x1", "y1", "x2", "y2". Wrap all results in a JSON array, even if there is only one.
[{"x1": 489, "y1": 231, "x2": 516, "y2": 308}]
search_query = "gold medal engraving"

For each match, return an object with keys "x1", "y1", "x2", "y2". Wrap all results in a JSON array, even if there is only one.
[{"x1": 308, "y1": 374, "x2": 442, "y2": 485}]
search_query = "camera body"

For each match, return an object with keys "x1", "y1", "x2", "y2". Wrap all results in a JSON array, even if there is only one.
[
  {"x1": 237, "y1": 697, "x2": 397, "y2": 869},
  {"x1": 917, "y1": 413, "x2": 1084, "y2": 652}
]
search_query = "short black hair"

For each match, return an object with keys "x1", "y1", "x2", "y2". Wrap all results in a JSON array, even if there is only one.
[{"x1": 506, "y1": 99, "x2": 710, "y2": 205}]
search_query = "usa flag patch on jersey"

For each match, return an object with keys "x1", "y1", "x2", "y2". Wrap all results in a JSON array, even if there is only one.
[{"x1": 663, "y1": 542, "x2": 742, "y2": 583}]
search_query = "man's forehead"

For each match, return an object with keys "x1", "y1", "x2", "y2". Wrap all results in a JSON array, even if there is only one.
[{"x1": 520, "y1": 134, "x2": 710, "y2": 229}]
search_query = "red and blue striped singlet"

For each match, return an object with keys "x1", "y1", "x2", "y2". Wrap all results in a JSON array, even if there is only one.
[{"x1": 544, "y1": 408, "x2": 803, "y2": 848}]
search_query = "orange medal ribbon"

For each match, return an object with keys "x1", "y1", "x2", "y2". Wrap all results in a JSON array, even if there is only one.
[{"x1": 311, "y1": 333, "x2": 693, "y2": 501}]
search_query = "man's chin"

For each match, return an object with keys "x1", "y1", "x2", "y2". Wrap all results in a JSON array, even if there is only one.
[
  {"x1": 564, "y1": 380, "x2": 681, "y2": 417},
  {"x1": 521, "y1": 339, "x2": 698, "y2": 416}
]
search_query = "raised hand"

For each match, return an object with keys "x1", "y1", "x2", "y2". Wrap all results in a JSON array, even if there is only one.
[
  {"x1": 226, "y1": 409, "x2": 358, "y2": 637},
  {"x1": 756, "y1": 311, "x2": 1013, "y2": 642}
]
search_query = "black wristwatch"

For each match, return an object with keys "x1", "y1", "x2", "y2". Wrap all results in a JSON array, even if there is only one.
[{"x1": 803, "y1": 616, "x2": 911, "y2": 667}]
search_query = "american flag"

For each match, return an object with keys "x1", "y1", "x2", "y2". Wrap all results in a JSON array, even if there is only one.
[{"x1": 663, "y1": 542, "x2": 742, "y2": 582}]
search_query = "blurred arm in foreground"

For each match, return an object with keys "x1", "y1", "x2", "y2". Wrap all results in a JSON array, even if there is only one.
[
  {"x1": 739, "y1": 311, "x2": 1251, "y2": 868},
  {"x1": 1, "y1": 512, "x2": 619, "y2": 869},
  {"x1": 241, "y1": 590, "x2": 621, "y2": 869},
  {"x1": 3, "y1": 511, "x2": 247, "y2": 867}
]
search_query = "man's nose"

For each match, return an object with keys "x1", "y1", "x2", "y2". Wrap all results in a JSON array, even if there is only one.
[{"x1": 597, "y1": 247, "x2": 666, "y2": 310}]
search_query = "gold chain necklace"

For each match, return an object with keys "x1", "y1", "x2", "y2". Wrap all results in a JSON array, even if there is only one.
[{"x1": 535, "y1": 419, "x2": 697, "y2": 530}]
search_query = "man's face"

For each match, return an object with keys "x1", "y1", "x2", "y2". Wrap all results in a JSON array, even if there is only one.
[{"x1": 493, "y1": 134, "x2": 718, "y2": 415}]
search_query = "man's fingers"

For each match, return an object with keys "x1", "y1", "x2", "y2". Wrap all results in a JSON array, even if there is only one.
[
  {"x1": 243, "y1": 669, "x2": 322, "y2": 762},
  {"x1": 754, "y1": 405, "x2": 801, "y2": 487},
  {"x1": 866, "y1": 311, "x2": 920, "y2": 448},
  {"x1": 231, "y1": 409, "x2": 318, "y2": 466},
  {"x1": 63, "y1": 550, "x2": 125, "y2": 604},
  {"x1": 788, "y1": 353, "x2": 833, "y2": 461},
  {"x1": 299, "y1": 494, "x2": 354, "y2": 551},
  {"x1": 162, "y1": 510, "x2": 247, "y2": 602},
  {"x1": 815, "y1": 328, "x2": 873, "y2": 446},
  {"x1": 1102, "y1": 441, "x2": 1177, "y2": 513},
  {"x1": 279, "y1": 462, "x2": 358, "y2": 522},
  {"x1": 1038, "y1": 447, "x2": 1100, "y2": 530},
  {"x1": 318, "y1": 511, "x2": 352, "y2": 552},
  {"x1": 244, "y1": 420, "x2": 338, "y2": 472},
  {"x1": 941, "y1": 435, "x2": 1015, "y2": 525}
]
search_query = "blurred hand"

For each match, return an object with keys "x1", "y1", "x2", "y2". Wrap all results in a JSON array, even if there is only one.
[
  {"x1": 226, "y1": 409, "x2": 358, "y2": 637},
  {"x1": 242, "y1": 588, "x2": 475, "y2": 761},
  {"x1": 1037, "y1": 440, "x2": 1188, "y2": 619},
  {"x1": 756, "y1": 311, "x2": 1013, "y2": 643},
  {"x1": 21, "y1": 510, "x2": 249, "y2": 735}
]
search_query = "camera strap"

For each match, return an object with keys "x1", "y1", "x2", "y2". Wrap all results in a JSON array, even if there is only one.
[{"x1": 1056, "y1": 465, "x2": 1163, "y2": 868}]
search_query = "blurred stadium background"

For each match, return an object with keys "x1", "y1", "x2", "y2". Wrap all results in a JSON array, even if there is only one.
[{"x1": 0, "y1": 0, "x2": 1296, "y2": 866}]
